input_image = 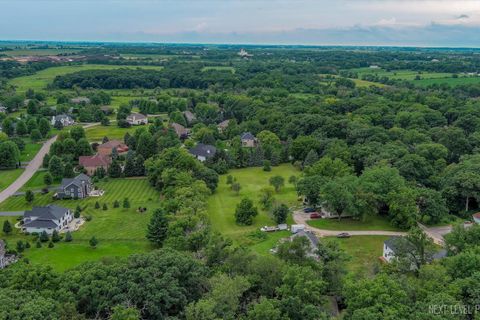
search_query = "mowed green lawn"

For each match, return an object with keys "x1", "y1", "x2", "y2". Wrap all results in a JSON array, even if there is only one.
[
  {"x1": 327, "y1": 235, "x2": 389, "y2": 275},
  {"x1": 0, "y1": 169, "x2": 24, "y2": 191},
  {"x1": 20, "y1": 142, "x2": 42, "y2": 162},
  {"x1": 307, "y1": 215, "x2": 401, "y2": 231},
  {"x1": 85, "y1": 124, "x2": 141, "y2": 142},
  {"x1": 207, "y1": 164, "x2": 301, "y2": 248},
  {"x1": 0, "y1": 178, "x2": 160, "y2": 271},
  {"x1": 19, "y1": 171, "x2": 58, "y2": 191},
  {"x1": 9, "y1": 64, "x2": 164, "y2": 93}
]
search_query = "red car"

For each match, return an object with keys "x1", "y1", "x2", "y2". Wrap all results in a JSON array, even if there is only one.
[{"x1": 310, "y1": 212, "x2": 321, "y2": 219}]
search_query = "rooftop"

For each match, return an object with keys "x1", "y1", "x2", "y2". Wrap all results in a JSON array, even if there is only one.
[
  {"x1": 189, "y1": 143, "x2": 217, "y2": 158},
  {"x1": 24, "y1": 204, "x2": 69, "y2": 221}
]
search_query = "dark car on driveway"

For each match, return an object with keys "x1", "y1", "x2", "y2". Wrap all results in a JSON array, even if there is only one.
[
  {"x1": 310, "y1": 212, "x2": 321, "y2": 219},
  {"x1": 304, "y1": 207, "x2": 316, "y2": 213}
]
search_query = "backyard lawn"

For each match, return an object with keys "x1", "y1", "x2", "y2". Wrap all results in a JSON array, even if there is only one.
[
  {"x1": 207, "y1": 164, "x2": 301, "y2": 248},
  {"x1": 19, "y1": 171, "x2": 57, "y2": 191},
  {"x1": 85, "y1": 124, "x2": 140, "y2": 142},
  {"x1": 327, "y1": 235, "x2": 389, "y2": 275},
  {"x1": 20, "y1": 142, "x2": 42, "y2": 162},
  {"x1": 307, "y1": 215, "x2": 401, "y2": 231},
  {"x1": 0, "y1": 178, "x2": 160, "y2": 271},
  {"x1": 0, "y1": 169, "x2": 24, "y2": 192}
]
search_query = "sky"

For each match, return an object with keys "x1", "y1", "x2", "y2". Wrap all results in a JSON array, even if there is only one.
[{"x1": 1, "y1": 0, "x2": 480, "y2": 47}]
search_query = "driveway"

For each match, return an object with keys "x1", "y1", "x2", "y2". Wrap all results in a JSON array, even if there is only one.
[
  {"x1": 0, "y1": 135, "x2": 58, "y2": 204},
  {"x1": 293, "y1": 211, "x2": 407, "y2": 237}
]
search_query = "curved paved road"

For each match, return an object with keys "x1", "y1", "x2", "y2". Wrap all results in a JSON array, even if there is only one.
[
  {"x1": 0, "y1": 122, "x2": 100, "y2": 205},
  {"x1": 293, "y1": 211, "x2": 407, "y2": 237},
  {"x1": 0, "y1": 135, "x2": 57, "y2": 204}
]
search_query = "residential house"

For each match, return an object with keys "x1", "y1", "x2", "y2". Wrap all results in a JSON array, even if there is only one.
[
  {"x1": 100, "y1": 105, "x2": 114, "y2": 115},
  {"x1": 79, "y1": 154, "x2": 111, "y2": 176},
  {"x1": 183, "y1": 111, "x2": 196, "y2": 125},
  {"x1": 241, "y1": 132, "x2": 257, "y2": 147},
  {"x1": 51, "y1": 114, "x2": 75, "y2": 127},
  {"x1": 171, "y1": 122, "x2": 189, "y2": 139},
  {"x1": 70, "y1": 97, "x2": 90, "y2": 104},
  {"x1": 382, "y1": 236, "x2": 447, "y2": 264},
  {"x1": 55, "y1": 173, "x2": 93, "y2": 199},
  {"x1": 22, "y1": 205, "x2": 73, "y2": 234},
  {"x1": 0, "y1": 104, "x2": 6, "y2": 113},
  {"x1": 473, "y1": 213, "x2": 480, "y2": 224},
  {"x1": 126, "y1": 112, "x2": 148, "y2": 125},
  {"x1": 97, "y1": 140, "x2": 129, "y2": 156},
  {"x1": 217, "y1": 119, "x2": 230, "y2": 132},
  {"x1": 0, "y1": 240, "x2": 5, "y2": 269},
  {"x1": 290, "y1": 230, "x2": 319, "y2": 258},
  {"x1": 189, "y1": 143, "x2": 217, "y2": 162}
]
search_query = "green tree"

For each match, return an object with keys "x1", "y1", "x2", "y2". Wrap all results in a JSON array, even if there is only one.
[
  {"x1": 146, "y1": 208, "x2": 169, "y2": 247},
  {"x1": 43, "y1": 172, "x2": 53, "y2": 186},
  {"x1": 16, "y1": 120, "x2": 27, "y2": 136},
  {"x1": 110, "y1": 305, "x2": 141, "y2": 320},
  {"x1": 272, "y1": 203, "x2": 289, "y2": 224},
  {"x1": 48, "y1": 155, "x2": 63, "y2": 180},
  {"x1": 69, "y1": 126, "x2": 86, "y2": 141},
  {"x1": 231, "y1": 182, "x2": 241, "y2": 195},
  {"x1": 303, "y1": 149, "x2": 319, "y2": 168},
  {"x1": 65, "y1": 231, "x2": 73, "y2": 242},
  {"x1": 259, "y1": 187, "x2": 275, "y2": 210},
  {"x1": 25, "y1": 190, "x2": 34, "y2": 203},
  {"x1": 320, "y1": 175, "x2": 358, "y2": 221},
  {"x1": 95, "y1": 201, "x2": 100, "y2": 209},
  {"x1": 235, "y1": 198, "x2": 258, "y2": 225},
  {"x1": 2, "y1": 220, "x2": 12, "y2": 235},
  {"x1": 108, "y1": 160, "x2": 122, "y2": 178},
  {"x1": 38, "y1": 118, "x2": 51, "y2": 137},
  {"x1": 89, "y1": 236, "x2": 98, "y2": 249},
  {"x1": 0, "y1": 141, "x2": 20, "y2": 169},
  {"x1": 123, "y1": 197, "x2": 130, "y2": 208},
  {"x1": 113, "y1": 200, "x2": 120, "y2": 208},
  {"x1": 102, "y1": 203, "x2": 108, "y2": 210},
  {"x1": 30, "y1": 129, "x2": 42, "y2": 142},
  {"x1": 39, "y1": 231, "x2": 49, "y2": 242},
  {"x1": 269, "y1": 175, "x2": 285, "y2": 193},
  {"x1": 263, "y1": 160, "x2": 271, "y2": 172},
  {"x1": 246, "y1": 298, "x2": 284, "y2": 320},
  {"x1": 51, "y1": 230, "x2": 61, "y2": 242}
]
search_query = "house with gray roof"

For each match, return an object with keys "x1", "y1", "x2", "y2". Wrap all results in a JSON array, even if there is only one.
[
  {"x1": 291, "y1": 230, "x2": 319, "y2": 258},
  {"x1": 70, "y1": 97, "x2": 90, "y2": 104},
  {"x1": 189, "y1": 143, "x2": 217, "y2": 162},
  {"x1": 51, "y1": 114, "x2": 74, "y2": 127},
  {"x1": 126, "y1": 112, "x2": 148, "y2": 125},
  {"x1": 382, "y1": 236, "x2": 447, "y2": 264},
  {"x1": 241, "y1": 132, "x2": 257, "y2": 147},
  {"x1": 55, "y1": 173, "x2": 92, "y2": 199},
  {"x1": 22, "y1": 205, "x2": 73, "y2": 234}
]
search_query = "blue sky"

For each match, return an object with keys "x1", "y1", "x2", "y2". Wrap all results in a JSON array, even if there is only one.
[{"x1": 1, "y1": 0, "x2": 480, "y2": 46}]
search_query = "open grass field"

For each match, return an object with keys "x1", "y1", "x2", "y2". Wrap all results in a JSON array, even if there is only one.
[
  {"x1": 319, "y1": 74, "x2": 385, "y2": 88},
  {"x1": 85, "y1": 124, "x2": 142, "y2": 142},
  {"x1": 202, "y1": 66, "x2": 235, "y2": 73},
  {"x1": 19, "y1": 171, "x2": 56, "y2": 191},
  {"x1": 0, "y1": 178, "x2": 160, "y2": 271},
  {"x1": 350, "y1": 67, "x2": 480, "y2": 87},
  {"x1": 9, "y1": 64, "x2": 164, "y2": 93},
  {"x1": 328, "y1": 235, "x2": 388, "y2": 275},
  {"x1": 0, "y1": 169, "x2": 23, "y2": 192},
  {"x1": 207, "y1": 164, "x2": 300, "y2": 250},
  {"x1": 19, "y1": 142, "x2": 42, "y2": 162},
  {"x1": 307, "y1": 215, "x2": 401, "y2": 231}
]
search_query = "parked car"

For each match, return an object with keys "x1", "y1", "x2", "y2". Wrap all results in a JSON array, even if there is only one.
[
  {"x1": 310, "y1": 212, "x2": 321, "y2": 219},
  {"x1": 304, "y1": 207, "x2": 315, "y2": 213},
  {"x1": 337, "y1": 232, "x2": 351, "y2": 238}
]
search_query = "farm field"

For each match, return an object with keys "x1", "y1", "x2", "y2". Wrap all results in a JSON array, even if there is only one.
[
  {"x1": 350, "y1": 67, "x2": 480, "y2": 86},
  {"x1": 328, "y1": 235, "x2": 388, "y2": 275},
  {"x1": 9, "y1": 64, "x2": 164, "y2": 93},
  {"x1": 3, "y1": 48, "x2": 82, "y2": 56},
  {"x1": 207, "y1": 164, "x2": 300, "y2": 249},
  {"x1": 0, "y1": 178, "x2": 159, "y2": 271},
  {"x1": 0, "y1": 169, "x2": 23, "y2": 192},
  {"x1": 307, "y1": 215, "x2": 401, "y2": 231}
]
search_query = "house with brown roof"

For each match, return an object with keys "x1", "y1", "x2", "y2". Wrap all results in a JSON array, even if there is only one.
[
  {"x1": 171, "y1": 122, "x2": 190, "y2": 139},
  {"x1": 217, "y1": 119, "x2": 231, "y2": 132},
  {"x1": 97, "y1": 140, "x2": 129, "y2": 156},
  {"x1": 183, "y1": 110, "x2": 196, "y2": 125},
  {"x1": 79, "y1": 154, "x2": 112, "y2": 176}
]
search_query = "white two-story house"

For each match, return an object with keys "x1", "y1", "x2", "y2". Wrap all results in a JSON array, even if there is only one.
[{"x1": 22, "y1": 205, "x2": 73, "y2": 234}]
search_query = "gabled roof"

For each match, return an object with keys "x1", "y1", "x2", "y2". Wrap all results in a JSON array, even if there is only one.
[
  {"x1": 171, "y1": 122, "x2": 188, "y2": 136},
  {"x1": 241, "y1": 132, "x2": 255, "y2": 140},
  {"x1": 23, "y1": 219, "x2": 59, "y2": 229},
  {"x1": 127, "y1": 112, "x2": 147, "y2": 120},
  {"x1": 79, "y1": 154, "x2": 111, "y2": 167},
  {"x1": 98, "y1": 140, "x2": 127, "y2": 150},
  {"x1": 218, "y1": 119, "x2": 230, "y2": 128},
  {"x1": 24, "y1": 205, "x2": 69, "y2": 221},
  {"x1": 59, "y1": 173, "x2": 92, "y2": 189},
  {"x1": 189, "y1": 143, "x2": 217, "y2": 158},
  {"x1": 54, "y1": 114, "x2": 73, "y2": 121},
  {"x1": 70, "y1": 97, "x2": 90, "y2": 104},
  {"x1": 293, "y1": 230, "x2": 319, "y2": 248}
]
